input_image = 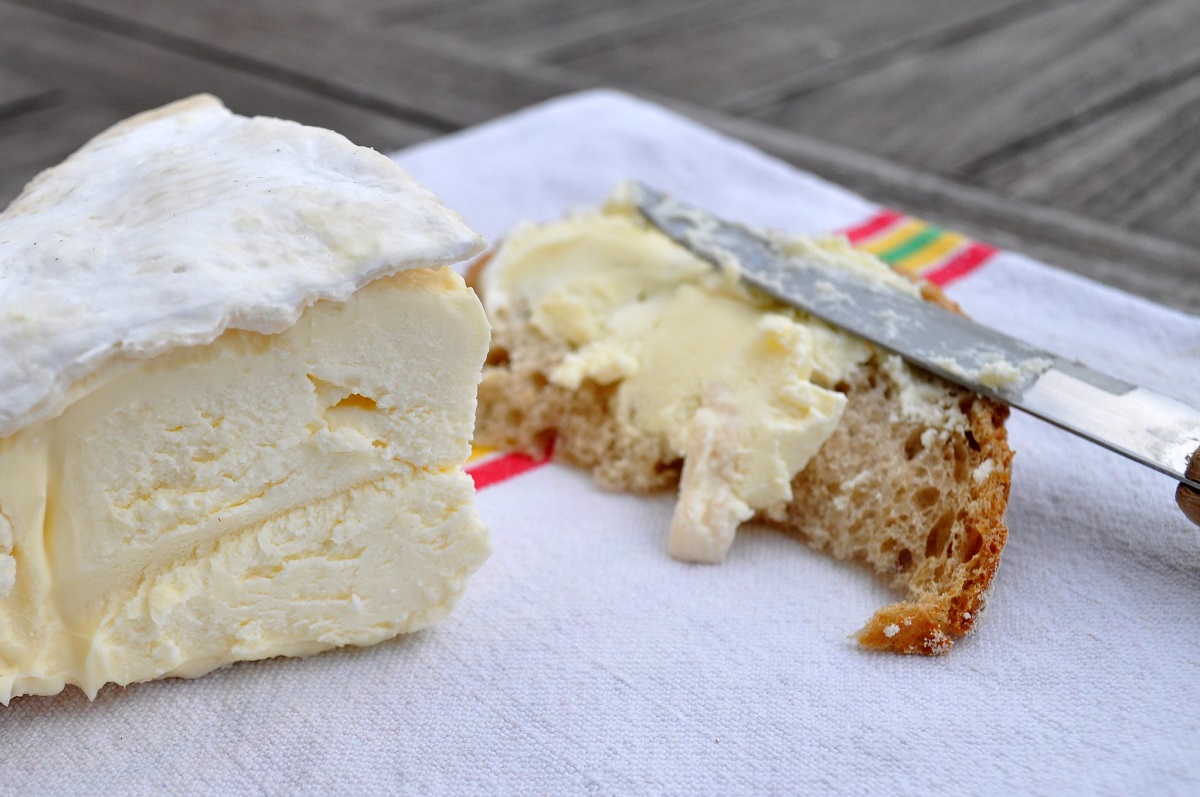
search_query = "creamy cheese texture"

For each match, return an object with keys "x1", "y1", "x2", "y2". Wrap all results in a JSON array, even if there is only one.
[
  {"x1": 0, "y1": 97, "x2": 491, "y2": 701},
  {"x1": 481, "y1": 191, "x2": 914, "y2": 562},
  {"x1": 929, "y1": 350, "x2": 1053, "y2": 391}
]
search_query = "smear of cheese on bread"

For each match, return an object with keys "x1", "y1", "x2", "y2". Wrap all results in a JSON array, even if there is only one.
[
  {"x1": 480, "y1": 188, "x2": 929, "y2": 562},
  {"x1": 0, "y1": 96, "x2": 490, "y2": 701},
  {"x1": 471, "y1": 189, "x2": 1012, "y2": 655}
]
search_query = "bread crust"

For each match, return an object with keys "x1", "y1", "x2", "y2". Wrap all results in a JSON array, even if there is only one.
[{"x1": 468, "y1": 250, "x2": 1013, "y2": 655}]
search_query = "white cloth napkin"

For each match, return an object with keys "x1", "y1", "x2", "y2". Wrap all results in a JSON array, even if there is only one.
[{"x1": 6, "y1": 90, "x2": 1198, "y2": 796}]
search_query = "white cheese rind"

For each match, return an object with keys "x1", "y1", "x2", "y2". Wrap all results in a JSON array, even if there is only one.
[{"x1": 0, "y1": 95, "x2": 484, "y2": 438}]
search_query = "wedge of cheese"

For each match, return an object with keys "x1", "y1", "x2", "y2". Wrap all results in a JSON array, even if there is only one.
[{"x1": 0, "y1": 96, "x2": 491, "y2": 702}]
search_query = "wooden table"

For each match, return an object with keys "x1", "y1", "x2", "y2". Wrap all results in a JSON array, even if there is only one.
[{"x1": 2, "y1": 0, "x2": 1197, "y2": 314}]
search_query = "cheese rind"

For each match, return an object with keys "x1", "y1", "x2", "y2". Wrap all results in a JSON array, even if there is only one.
[
  {"x1": 0, "y1": 267, "x2": 491, "y2": 702},
  {"x1": 0, "y1": 95, "x2": 483, "y2": 438}
]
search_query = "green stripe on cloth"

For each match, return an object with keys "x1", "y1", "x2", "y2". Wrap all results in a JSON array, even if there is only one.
[{"x1": 877, "y1": 225, "x2": 943, "y2": 264}]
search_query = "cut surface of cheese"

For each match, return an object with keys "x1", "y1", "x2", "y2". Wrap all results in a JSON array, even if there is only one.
[
  {"x1": 0, "y1": 97, "x2": 491, "y2": 701},
  {"x1": 0, "y1": 268, "x2": 490, "y2": 701}
]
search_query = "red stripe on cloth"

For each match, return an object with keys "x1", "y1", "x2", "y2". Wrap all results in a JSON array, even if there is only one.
[
  {"x1": 467, "y1": 452, "x2": 547, "y2": 490},
  {"x1": 842, "y1": 209, "x2": 904, "y2": 244},
  {"x1": 922, "y1": 242, "x2": 998, "y2": 286}
]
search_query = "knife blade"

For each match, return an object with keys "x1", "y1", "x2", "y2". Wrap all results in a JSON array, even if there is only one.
[{"x1": 632, "y1": 183, "x2": 1200, "y2": 525}]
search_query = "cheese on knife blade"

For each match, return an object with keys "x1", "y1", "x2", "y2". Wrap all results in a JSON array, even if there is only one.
[{"x1": 0, "y1": 96, "x2": 491, "y2": 702}]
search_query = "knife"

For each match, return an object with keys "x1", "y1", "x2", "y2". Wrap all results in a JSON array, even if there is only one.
[{"x1": 633, "y1": 183, "x2": 1200, "y2": 527}]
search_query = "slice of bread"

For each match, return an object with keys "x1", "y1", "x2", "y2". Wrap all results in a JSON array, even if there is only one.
[{"x1": 468, "y1": 230, "x2": 1013, "y2": 656}]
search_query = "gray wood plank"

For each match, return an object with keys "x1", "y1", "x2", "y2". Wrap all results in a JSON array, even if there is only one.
[
  {"x1": 33, "y1": 0, "x2": 584, "y2": 128},
  {"x1": 0, "y1": 101, "x2": 120, "y2": 207},
  {"x1": 548, "y1": 0, "x2": 1042, "y2": 108},
  {"x1": 240, "y1": 0, "x2": 469, "y2": 30},
  {"x1": 756, "y1": 0, "x2": 1200, "y2": 178},
  {"x1": 973, "y1": 75, "x2": 1200, "y2": 249},
  {"x1": 288, "y1": 0, "x2": 449, "y2": 25},
  {"x1": 0, "y1": 3, "x2": 443, "y2": 151},
  {"x1": 396, "y1": 0, "x2": 729, "y2": 59},
  {"x1": 1145, "y1": 175, "x2": 1200, "y2": 254},
  {"x1": 720, "y1": 0, "x2": 1067, "y2": 114},
  {"x1": 0, "y1": 2, "x2": 440, "y2": 207},
  {"x1": 0, "y1": 63, "x2": 53, "y2": 118}
]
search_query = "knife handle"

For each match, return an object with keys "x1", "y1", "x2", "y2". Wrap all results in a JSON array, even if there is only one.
[{"x1": 1176, "y1": 447, "x2": 1200, "y2": 527}]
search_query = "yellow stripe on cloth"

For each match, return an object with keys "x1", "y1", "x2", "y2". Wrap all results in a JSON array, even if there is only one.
[
  {"x1": 858, "y1": 218, "x2": 928, "y2": 257},
  {"x1": 891, "y1": 230, "x2": 968, "y2": 274}
]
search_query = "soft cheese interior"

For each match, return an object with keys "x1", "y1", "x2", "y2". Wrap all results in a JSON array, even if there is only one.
[
  {"x1": 0, "y1": 95, "x2": 493, "y2": 701},
  {"x1": 0, "y1": 267, "x2": 489, "y2": 701}
]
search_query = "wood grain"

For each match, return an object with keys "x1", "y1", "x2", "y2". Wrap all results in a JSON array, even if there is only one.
[
  {"x1": 289, "y1": 0, "x2": 452, "y2": 26},
  {"x1": 35, "y1": 0, "x2": 584, "y2": 128},
  {"x1": 973, "y1": 74, "x2": 1200, "y2": 249},
  {"x1": 0, "y1": 101, "x2": 118, "y2": 205},
  {"x1": 396, "y1": 0, "x2": 726, "y2": 59},
  {"x1": 0, "y1": 2, "x2": 439, "y2": 207},
  {"x1": 0, "y1": 64, "x2": 52, "y2": 118},
  {"x1": 1176, "y1": 451, "x2": 1200, "y2": 527},
  {"x1": 757, "y1": 0, "x2": 1200, "y2": 176},
  {"x1": 549, "y1": 0, "x2": 1040, "y2": 107},
  {"x1": 720, "y1": 0, "x2": 1067, "y2": 114}
]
